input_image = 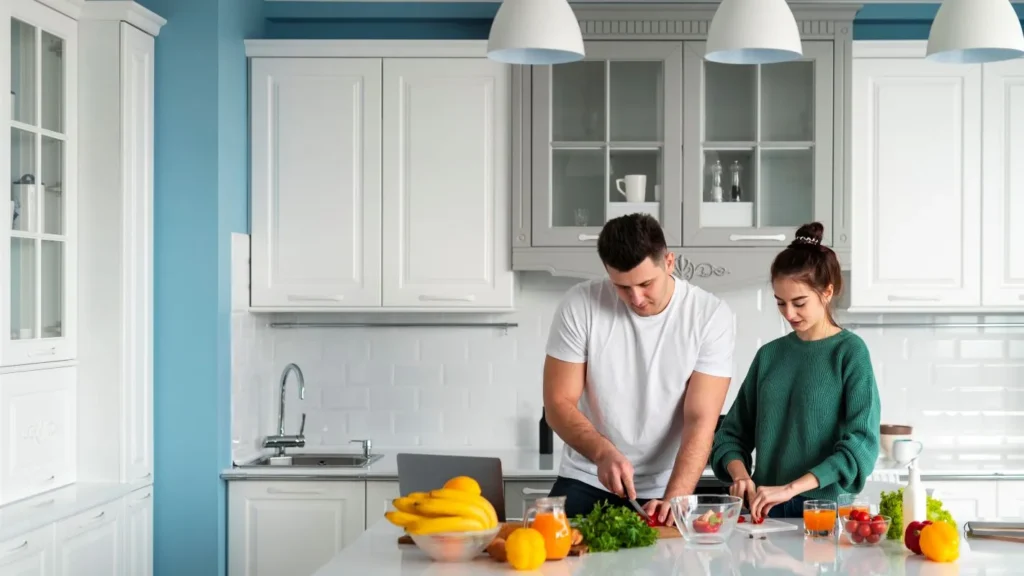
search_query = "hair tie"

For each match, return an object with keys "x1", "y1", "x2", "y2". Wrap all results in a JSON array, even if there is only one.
[{"x1": 793, "y1": 235, "x2": 820, "y2": 246}]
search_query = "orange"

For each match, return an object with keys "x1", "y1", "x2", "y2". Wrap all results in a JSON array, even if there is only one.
[
  {"x1": 443, "y1": 476, "x2": 482, "y2": 496},
  {"x1": 505, "y1": 528, "x2": 546, "y2": 571},
  {"x1": 530, "y1": 511, "x2": 572, "y2": 560}
]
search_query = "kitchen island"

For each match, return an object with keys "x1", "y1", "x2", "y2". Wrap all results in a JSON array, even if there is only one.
[{"x1": 313, "y1": 518, "x2": 1016, "y2": 575}]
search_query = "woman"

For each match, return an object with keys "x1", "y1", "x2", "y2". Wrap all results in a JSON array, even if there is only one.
[{"x1": 710, "y1": 222, "x2": 881, "y2": 520}]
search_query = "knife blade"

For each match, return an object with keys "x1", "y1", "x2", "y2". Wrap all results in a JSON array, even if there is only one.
[{"x1": 629, "y1": 499, "x2": 652, "y2": 522}]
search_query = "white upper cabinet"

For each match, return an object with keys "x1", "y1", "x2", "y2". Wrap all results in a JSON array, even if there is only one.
[
  {"x1": 250, "y1": 57, "x2": 383, "y2": 309},
  {"x1": 851, "y1": 52, "x2": 981, "y2": 309},
  {"x1": 981, "y1": 60, "x2": 1024, "y2": 308},
  {"x1": 851, "y1": 42, "x2": 1024, "y2": 311},
  {"x1": 248, "y1": 42, "x2": 515, "y2": 312},
  {"x1": 2, "y1": 0, "x2": 78, "y2": 366},
  {"x1": 381, "y1": 58, "x2": 513, "y2": 308}
]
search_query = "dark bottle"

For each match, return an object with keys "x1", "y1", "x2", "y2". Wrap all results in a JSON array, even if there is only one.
[{"x1": 539, "y1": 408, "x2": 553, "y2": 454}]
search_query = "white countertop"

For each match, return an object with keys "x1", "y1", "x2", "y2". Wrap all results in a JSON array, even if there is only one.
[
  {"x1": 221, "y1": 447, "x2": 1024, "y2": 481},
  {"x1": 313, "y1": 518, "x2": 1020, "y2": 575},
  {"x1": 0, "y1": 482, "x2": 143, "y2": 542}
]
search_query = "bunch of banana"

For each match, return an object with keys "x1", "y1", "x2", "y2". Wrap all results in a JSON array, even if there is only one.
[{"x1": 385, "y1": 488, "x2": 499, "y2": 535}]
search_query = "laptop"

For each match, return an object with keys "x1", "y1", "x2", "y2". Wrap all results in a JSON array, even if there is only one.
[{"x1": 396, "y1": 453, "x2": 506, "y2": 522}]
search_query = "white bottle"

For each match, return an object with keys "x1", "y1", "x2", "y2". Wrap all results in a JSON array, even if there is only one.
[{"x1": 902, "y1": 459, "x2": 927, "y2": 534}]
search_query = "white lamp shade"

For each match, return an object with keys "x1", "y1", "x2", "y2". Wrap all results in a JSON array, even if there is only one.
[
  {"x1": 705, "y1": 0, "x2": 803, "y2": 65},
  {"x1": 927, "y1": 0, "x2": 1024, "y2": 64},
  {"x1": 487, "y1": 0, "x2": 585, "y2": 65}
]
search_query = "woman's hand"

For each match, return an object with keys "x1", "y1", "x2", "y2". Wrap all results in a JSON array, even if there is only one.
[
  {"x1": 749, "y1": 485, "x2": 796, "y2": 521},
  {"x1": 729, "y1": 476, "x2": 757, "y2": 509},
  {"x1": 641, "y1": 499, "x2": 675, "y2": 526}
]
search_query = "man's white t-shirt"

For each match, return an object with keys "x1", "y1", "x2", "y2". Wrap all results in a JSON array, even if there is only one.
[{"x1": 545, "y1": 275, "x2": 736, "y2": 499}]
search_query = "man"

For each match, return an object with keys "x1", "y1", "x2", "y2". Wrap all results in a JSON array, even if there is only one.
[{"x1": 543, "y1": 213, "x2": 736, "y2": 525}]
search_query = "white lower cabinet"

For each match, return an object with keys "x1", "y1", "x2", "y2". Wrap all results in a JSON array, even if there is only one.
[
  {"x1": 227, "y1": 481, "x2": 366, "y2": 576},
  {"x1": 0, "y1": 525, "x2": 54, "y2": 576},
  {"x1": 0, "y1": 488, "x2": 152, "y2": 576},
  {"x1": 122, "y1": 487, "x2": 152, "y2": 576},
  {"x1": 55, "y1": 500, "x2": 122, "y2": 576},
  {"x1": 924, "y1": 481, "x2": 998, "y2": 526},
  {"x1": 364, "y1": 481, "x2": 400, "y2": 529}
]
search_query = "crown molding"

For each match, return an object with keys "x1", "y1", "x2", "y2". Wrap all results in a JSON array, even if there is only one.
[{"x1": 80, "y1": 1, "x2": 167, "y2": 36}]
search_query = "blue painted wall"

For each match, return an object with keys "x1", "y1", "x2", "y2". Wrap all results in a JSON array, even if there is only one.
[
  {"x1": 262, "y1": 1, "x2": 1024, "y2": 40},
  {"x1": 135, "y1": 0, "x2": 262, "y2": 573}
]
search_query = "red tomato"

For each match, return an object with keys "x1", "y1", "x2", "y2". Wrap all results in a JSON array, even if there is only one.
[
  {"x1": 644, "y1": 515, "x2": 660, "y2": 527},
  {"x1": 866, "y1": 533, "x2": 881, "y2": 544},
  {"x1": 851, "y1": 531, "x2": 864, "y2": 543},
  {"x1": 845, "y1": 520, "x2": 860, "y2": 533},
  {"x1": 752, "y1": 515, "x2": 765, "y2": 525},
  {"x1": 870, "y1": 517, "x2": 887, "y2": 535},
  {"x1": 857, "y1": 523, "x2": 873, "y2": 538},
  {"x1": 737, "y1": 515, "x2": 746, "y2": 523}
]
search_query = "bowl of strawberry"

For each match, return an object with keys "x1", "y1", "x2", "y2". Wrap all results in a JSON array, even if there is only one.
[
  {"x1": 840, "y1": 510, "x2": 890, "y2": 546},
  {"x1": 668, "y1": 495, "x2": 743, "y2": 545}
]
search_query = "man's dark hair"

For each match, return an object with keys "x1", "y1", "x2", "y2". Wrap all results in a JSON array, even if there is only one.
[{"x1": 597, "y1": 213, "x2": 667, "y2": 272}]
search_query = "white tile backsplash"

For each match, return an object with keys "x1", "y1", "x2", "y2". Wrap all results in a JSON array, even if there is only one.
[{"x1": 230, "y1": 238, "x2": 1024, "y2": 463}]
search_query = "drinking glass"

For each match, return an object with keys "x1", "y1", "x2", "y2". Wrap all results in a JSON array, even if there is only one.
[
  {"x1": 803, "y1": 499, "x2": 837, "y2": 539},
  {"x1": 837, "y1": 493, "x2": 870, "y2": 519}
]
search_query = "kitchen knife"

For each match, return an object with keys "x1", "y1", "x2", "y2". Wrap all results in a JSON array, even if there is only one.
[{"x1": 629, "y1": 499, "x2": 652, "y2": 522}]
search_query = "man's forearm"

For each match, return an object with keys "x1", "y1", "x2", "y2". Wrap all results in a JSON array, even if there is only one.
[
  {"x1": 545, "y1": 402, "x2": 617, "y2": 463},
  {"x1": 664, "y1": 415, "x2": 718, "y2": 498}
]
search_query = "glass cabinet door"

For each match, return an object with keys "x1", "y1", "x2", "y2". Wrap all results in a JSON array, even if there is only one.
[
  {"x1": 6, "y1": 1, "x2": 75, "y2": 364},
  {"x1": 532, "y1": 42, "x2": 683, "y2": 247},
  {"x1": 682, "y1": 41, "x2": 834, "y2": 247}
]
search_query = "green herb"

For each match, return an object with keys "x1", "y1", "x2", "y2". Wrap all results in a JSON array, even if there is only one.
[
  {"x1": 877, "y1": 487, "x2": 958, "y2": 541},
  {"x1": 572, "y1": 501, "x2": 659, "y2": 553}
]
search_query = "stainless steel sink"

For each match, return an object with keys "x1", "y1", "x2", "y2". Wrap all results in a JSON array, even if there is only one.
[{"x1": 241, "y1": 453, "x2": 384, "y2": 468}]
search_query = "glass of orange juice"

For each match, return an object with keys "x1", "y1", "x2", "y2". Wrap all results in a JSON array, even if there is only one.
[
  {"x1": 803, "y1": 499, "x2": 837, "y2": 539},
  {"x1": 523, "y1": 496, "x2": 572, "y2": 560},
  {"x1": 837, "y1": 493, "x2": 870, "y2": 519}
]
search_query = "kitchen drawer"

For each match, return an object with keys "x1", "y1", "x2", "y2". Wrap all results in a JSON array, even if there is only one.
[
  {"x1": 0, "y1": 367, "x2": 76, "y2": 505},
  {"x1": 0, "y1": 524, "x2": 55, "y2": 574},
  {"x1": 504, "y1": 481, "x2": 554, "y2": 522},
  {"x1": 55, "y1": 500, "x2": 123, "y2": 576}
]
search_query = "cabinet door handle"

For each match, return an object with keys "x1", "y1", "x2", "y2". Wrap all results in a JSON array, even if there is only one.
[
  {"x1": 266, "y1": 487, "x2": 325, "y2": 495},
  {"x1": 729, "y1": 234, "x2": 786, "y2": 242},
  {"x1": 418, "y1": 295, "x2": 475, "y2": 303},
  {"x1": 130, "y1": 493, "x2": 153, "y2": 507},
  {"x1": 138, "y1": 472, "x2": 152, "y2": 479},
  {"x1": 521, "y1": 487, "x2": 550, "y2": 495},
  {"x1": 887, "y1": 295, "x2": 941, "y2": 302},
  {"x1": 287, "y1": 295, "x2": 344, "y2": 302},
  {"x1": 38, "y1": 475, "x2": 55, "y2": 484},
  {"x1": 28, "y1": 347, "x2": 56, "y2": 357},
  {"x1": 1, "y1": 540, "x2": 28, "y2": 557},
  {"x1": 577, "y1": 234, "x2": 599, "y2": 241},
  {"x1": 79, "y1": 510, "x2": 106, "y2": 528}
]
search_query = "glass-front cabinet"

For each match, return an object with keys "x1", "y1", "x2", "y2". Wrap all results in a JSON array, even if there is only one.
[
  {"x1": 682, "y1": 41, "x2": 834, "y2": 247},
  {"x1": 531, "y1": 42, "x2": 683, "y2": 247},
  {"x1": 4, "y1": 0, "x2": 76, "y2": 365}
]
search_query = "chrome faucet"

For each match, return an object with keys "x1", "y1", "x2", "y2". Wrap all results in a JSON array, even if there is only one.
[{"x1": 262, "y1": 363, "x2": 307, "y2": 456}]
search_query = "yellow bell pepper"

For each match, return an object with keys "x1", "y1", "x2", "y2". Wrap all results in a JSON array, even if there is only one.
[{"x1": 919, "y1": 521, "x2": 959, "y2": 563}]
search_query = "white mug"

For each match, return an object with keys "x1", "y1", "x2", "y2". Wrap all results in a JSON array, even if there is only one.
[
  {"x1": 891, "y1": 439, "x2": 924, "y2": 463},
  {"x1": 616, "y1": 174, "x2": 647, "y2": 203}
]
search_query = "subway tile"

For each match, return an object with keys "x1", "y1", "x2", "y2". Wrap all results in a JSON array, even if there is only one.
[
  {"x1": 231, "y1": 284, "x2": 1024, "y2": 454},
  {"x1": 960, "y1": 340, "x2": 1007, "y2": 360}
]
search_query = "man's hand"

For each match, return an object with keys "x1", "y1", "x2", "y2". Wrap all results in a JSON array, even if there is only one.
[
  {"x1": 749, "y1": 485, "x2": 796, "y2": 521},
  {"x1": 642, "y1": 499, "x2": 675, "y2": 526},
  {"x1": 595, "y1": 447, "x2": 636, "y2": 500}
]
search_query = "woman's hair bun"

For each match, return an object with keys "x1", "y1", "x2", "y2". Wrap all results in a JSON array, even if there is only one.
[{"x1": 790, "y1": 222, "x2": 825, "y2": 247}]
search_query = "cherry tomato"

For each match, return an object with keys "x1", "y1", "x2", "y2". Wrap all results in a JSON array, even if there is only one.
[
  {"x1": 866, "y1": 533, "x2": 881, "y2": 544},
  {"x1": 857, "y1": 523, "x2": 873, "y2": 538},
  {"x1": 870, "y1": 517, "x2": 887, "y2": 535},
  {"x1": 845, "y1": 520, "x2": 860, "y2": 533},
  {"x1": 851, "y1": 531, "x2": 864, "y2": 543},
  {"x1": 737, "y1": 515, "x2": 746, "y2": 523}
]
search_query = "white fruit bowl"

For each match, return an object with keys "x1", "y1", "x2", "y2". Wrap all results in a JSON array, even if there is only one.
[{"x1": 409, "y1": 526, "x2": 501, "y2": 562}]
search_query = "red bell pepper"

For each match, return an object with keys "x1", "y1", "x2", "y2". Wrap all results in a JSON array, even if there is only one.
[{"x1": 904, "y1": 520, "x2": 933, "y2": 555}]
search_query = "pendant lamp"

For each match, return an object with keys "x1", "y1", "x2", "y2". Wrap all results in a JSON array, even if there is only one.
[
  {"x1": 705, "y1": 0, "x2": 803, "y2": 65},
  {"x1": 927, "y1": 0, "x2": 1024, "y2": 64},
  {"x1": 487, "y1": 0, "x2": 585, "y2": 65}
]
